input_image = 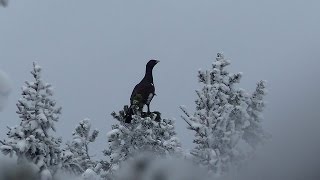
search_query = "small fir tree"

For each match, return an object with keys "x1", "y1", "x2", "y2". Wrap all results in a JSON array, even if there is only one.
[
  {"x1": 243, "y1": 80, "x2": 269, "y2": 148},
  {"x1": 104, "y1": 107, "x2": 181, "y2": 179},
  {"x1": 0, "y1": 62, "x2": 62, "y2": 178},
  {"x1": 61, "y1": 119, "x2": 99, "y2": 175},
  {"x1": 180, "y1": 53, "x2": 267, "y2": 175}
]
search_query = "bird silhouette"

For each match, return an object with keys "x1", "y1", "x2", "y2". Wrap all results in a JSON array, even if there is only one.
[{"x1": 125, "y1": 60, "x2": 160, "y2": 123}]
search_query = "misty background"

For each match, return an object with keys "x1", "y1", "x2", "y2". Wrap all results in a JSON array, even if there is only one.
[{"x1": 0, "y1": 1, "x2": 319, "y2": 178}]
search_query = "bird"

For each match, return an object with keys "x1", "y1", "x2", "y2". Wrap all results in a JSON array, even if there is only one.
[{"x1": 125, "y1": 60, "x2": 160, "y2": 123}]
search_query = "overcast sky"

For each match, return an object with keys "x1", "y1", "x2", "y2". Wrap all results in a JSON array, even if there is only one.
[{"x1": 0, "y1": 0, "x2": 319, "y2": 165}]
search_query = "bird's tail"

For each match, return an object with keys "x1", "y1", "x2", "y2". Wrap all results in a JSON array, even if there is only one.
[{"x1": 124, "y1": 106, "x2": 134, "y2": 123}]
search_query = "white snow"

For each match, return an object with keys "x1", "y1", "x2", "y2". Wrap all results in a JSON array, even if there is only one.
[
  {"x1": 82, "y1": 169, "x2": 98, "y2": 180},
  {"x1": 40, "y1": 169, "x2": 52, "y2": 180}
]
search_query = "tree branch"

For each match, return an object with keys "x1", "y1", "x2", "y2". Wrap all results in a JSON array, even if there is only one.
[{"x1": 0, "y1": 140, "x2": 6, "y2": 145}]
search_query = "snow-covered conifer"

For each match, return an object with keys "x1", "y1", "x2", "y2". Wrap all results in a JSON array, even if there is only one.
[
  {"x1": 180, "y1": 53, "x2": 267, "y2": 175},
  {"x1": 61, "y1": 119, "x2": 99, "y2": 175},
  {"x1": 243, "y1": 80, "x2": 269, "y2": 148},
  {"x1": 104, "y1": 107, "x2": 181, "y2": 178},
  {"x1": 0, "y1": 62, "x2": 62, "y2": 178}
]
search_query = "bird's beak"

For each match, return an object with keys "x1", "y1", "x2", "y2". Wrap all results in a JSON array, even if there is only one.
[{"x1": 156, "y1": 60, "x2": 160, "y2": 64}]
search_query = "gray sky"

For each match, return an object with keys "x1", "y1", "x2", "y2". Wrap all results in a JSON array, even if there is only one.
[
  {"x1": 1, "y1": 0, "x2": 319, "y2": 163},
  {"x1": 0, "y1": 70, "x2": 11, "y2": 111}
]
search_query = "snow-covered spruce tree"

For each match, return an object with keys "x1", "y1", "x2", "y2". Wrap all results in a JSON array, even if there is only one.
[
  {"x1": 243, "y1": 80, "x2": 268, "y2": 148},
  {"x1": 103, "y1": 107, "x2": 181, "y2": 179},
  {"x1": 0, "y1": 62, "x2": 62, "y2": 178},
  {"x1": 180, "y1": 53, "x2": 267, "y2": 176},
  {"x1": 61, "y1": 119, "x2": 99, "y2": 175}
]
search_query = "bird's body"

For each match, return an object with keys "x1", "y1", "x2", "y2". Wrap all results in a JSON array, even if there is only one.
[
  {"x1": 130, "y1": 81, "x2": 155, "y2": 111},
  {"x1": 125, "y1": 60, "x2": 159, "y2": 123}
]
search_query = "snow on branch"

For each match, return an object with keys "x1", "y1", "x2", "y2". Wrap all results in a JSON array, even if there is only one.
[
  {"x1": 104, "y1": 107, "x2": 182, "y2": 179},
  {"x1": 61, "y1": 119, "x2": 100, "y2": 176}
]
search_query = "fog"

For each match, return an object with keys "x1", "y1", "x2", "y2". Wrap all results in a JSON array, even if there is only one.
[
  {"x1": 1, "y1": 1, "x2": 320, "y2": 179},
  {"x1": 0, "y1": 70, "x2": 11, "y2": 111}
]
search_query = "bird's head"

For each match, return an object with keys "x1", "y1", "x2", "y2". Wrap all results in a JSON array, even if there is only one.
[{"x1": 146, "y1": 60, "x2": 160, "y2": 69}]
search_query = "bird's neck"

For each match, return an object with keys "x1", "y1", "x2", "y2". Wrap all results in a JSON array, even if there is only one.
[{"x1": 144, "y1": 67, "x2": 154, "y2": 83}]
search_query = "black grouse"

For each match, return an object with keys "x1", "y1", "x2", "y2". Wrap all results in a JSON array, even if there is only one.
[{"x1": 125, "y1": 60, "x2": 160, "y2": 123}]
